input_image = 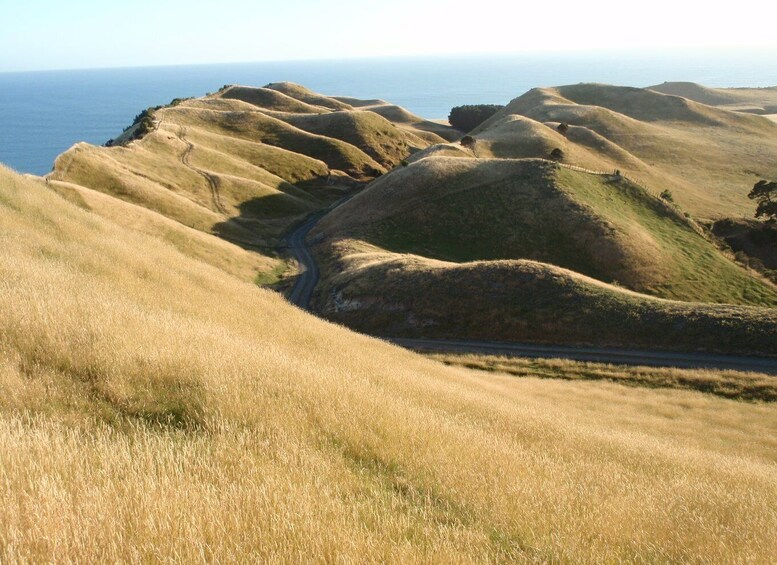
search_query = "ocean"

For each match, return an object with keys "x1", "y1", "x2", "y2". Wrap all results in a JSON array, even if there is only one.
[{"x1": 1, "y1": 48, "x2": 776, "y2": 176}]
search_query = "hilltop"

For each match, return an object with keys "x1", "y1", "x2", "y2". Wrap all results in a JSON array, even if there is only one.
[
  {"x1": 318, "y1": 157, "x2": 777, "y2": 305},
  {"x1": 47, "y1": 83, "x2": 456, "y2": 284}
]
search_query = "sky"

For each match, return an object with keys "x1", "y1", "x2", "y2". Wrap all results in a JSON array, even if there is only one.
[{"x1": 2, "y1": 0, "x2": 776, "y2": 72}]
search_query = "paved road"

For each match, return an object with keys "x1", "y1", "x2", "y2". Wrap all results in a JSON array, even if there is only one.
[
  {"x1": 388, "y1": 338, "x2": 777, "y2": 375},
  {"x1": 286, "y1": 198, "x2": 777, "y2": 374},
  {"x1": 287, "y1": 194, "x2": 354, "y2": 309},
  {"x1": 287, "y1": 214, "x2": 323, "y2": 309}
]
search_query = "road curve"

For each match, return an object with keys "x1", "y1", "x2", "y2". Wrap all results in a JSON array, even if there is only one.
[
  {"x1": 287, "y1": 214, "x2": 323, "y2": 309},
  {"x1": 287, "y1": 194, "x2": 354, "y2": 310},
  {"x1": 285, "y1": 197, "x2": 777, "y2": 374}
]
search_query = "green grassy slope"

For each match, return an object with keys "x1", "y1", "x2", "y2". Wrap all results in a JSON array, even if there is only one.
[{"x1": 318, "y1": 157, "x2": 777, "y2": 306}]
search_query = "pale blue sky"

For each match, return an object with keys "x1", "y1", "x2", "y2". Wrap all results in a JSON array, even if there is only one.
[{"x1": 2, "y1": 0, "x2": 776, "y2": 72}]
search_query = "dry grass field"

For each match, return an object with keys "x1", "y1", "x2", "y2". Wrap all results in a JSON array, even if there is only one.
[{"x1": 2, "y1": 165, "x2": 777, "y2": 563}]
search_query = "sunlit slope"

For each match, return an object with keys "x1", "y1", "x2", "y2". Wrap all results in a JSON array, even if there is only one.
[
  {"x1": 274, "y1": 110, "x2": 433, "y2": 167},
  {"x1": 49, "y1": 84, "x2": 455, "y2": 253},
  {"x1": 470, "y1": 84, "x2": 777, "y2": 217},
  {"x1": 318, "y1": 157, "x2": 777, "y2": 306},
  {"x1": 2, "y1": 166, "x2": 777, "y2": 563},
  {"x1": 265, "y1": 81, "x2": 354, "y2": 110},
  {"x1": 649, "y1": 81, "x2": 777, "y2": 114},
  {"x1": 48, "y1": 177, "x2": 274, "y2": 281}
]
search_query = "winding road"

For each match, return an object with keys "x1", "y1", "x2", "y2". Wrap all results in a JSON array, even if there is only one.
[
  {"x1": 286, "y1": 201, "x2": 777, "y2": 375},
  {"x1": 287, "y1": 213, "x2": 323, "y2": 309}
]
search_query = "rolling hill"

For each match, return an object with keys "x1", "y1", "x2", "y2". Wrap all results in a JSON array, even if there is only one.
[
  {"x1": 2, "y1": 161, "x2": 777, "y2": 563},
  {"x1": 47, "y1": 83, "x2": 455, "y2": 283},
  {"x1": 466, "y1": 83, "x2": 777, "y2": 218},
  {"x1": 316, "y1": 157, "x2": 777, "y2": 301},
  {"x1": 310, "y1": 155, "x2": 777, "y2": 352},
  {"x1": 649, "y1": 81, "x2": 777, "y2": 114}
]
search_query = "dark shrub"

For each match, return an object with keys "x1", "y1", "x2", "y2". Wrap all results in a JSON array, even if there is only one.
[{"x1": 448, "y1": 104, "x2": 504, "y2": 133}]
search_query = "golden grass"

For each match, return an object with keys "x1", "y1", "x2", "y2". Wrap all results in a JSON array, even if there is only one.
[
  {"x1": 429, "y1": 352, "x2": 777, "y2": 402},
  {"x1": 2, "y1": 166, "x2": 777, "y2": 562},
  {"x1": 47, "y1": 84, "x2": 454, "y2": 282},
  {"x1": 471, "y1": 84, "x2": 777, "y2": 218},
  {"x1": 649, "y1": 82, "x2": 777, "y2": 113},
  {"x1": 48, "y1": 178, "x2": 277, "y2": 282}
]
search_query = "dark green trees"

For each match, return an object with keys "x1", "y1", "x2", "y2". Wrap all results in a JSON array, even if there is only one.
[
  {"x1": 448, "y1": 105, "x2": 503, "y2": 132},
  {"x1": 749, "y1": 180, "x2": 777, "y2": 221}
]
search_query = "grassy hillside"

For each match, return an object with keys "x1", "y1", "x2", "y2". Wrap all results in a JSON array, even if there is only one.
[
  {"x1": 265, "y1": 81, "x2": 355, "y2": 110},
  {"x1": 47, "y1": 84, "x2": 454, "y2": 282},
  {"x1": 220, "y1": 84, "x2": 328, "y2": 113},
  {"x1": 469, "y1": 84, "x2": 777, "y2": 217},
  {"x1": 3, "y1": 165, "x2": 777, "y2": 563},
  {"x1": 277, "y1": 110, "x2": 433, "y2": 167},
  {"x1": 318, "y1": 157, "x2": 777, "y2": 306},
  {"x1": 49, "y1": 178, "x2": 278, "y2": 281}
]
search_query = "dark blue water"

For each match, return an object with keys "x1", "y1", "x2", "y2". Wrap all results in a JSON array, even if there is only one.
[{"x1": 2, "y1": 49, "x2": 776, "y2": 175}]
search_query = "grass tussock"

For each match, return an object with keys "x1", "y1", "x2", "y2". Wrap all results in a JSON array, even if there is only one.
[
  {"x1": 429, "y1": 353, "x2": 777, "y2": 402},
  {"x1": 2, "y1": 165, "x2": 777, "y2": 562}
]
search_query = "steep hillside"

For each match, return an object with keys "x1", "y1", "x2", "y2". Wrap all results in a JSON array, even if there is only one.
[
  {"x1": 468, "y1": 84, "x2": 777, "y2": 217},
  {"x1": 48, "y1": 84, "x2": 455, "y2": 281},
  {"x1": 318, "y1": 157, "x2": 777, "y2": 306},
  {"x1": 2, "y1": 164, "x2": 777, "y2": 564}
]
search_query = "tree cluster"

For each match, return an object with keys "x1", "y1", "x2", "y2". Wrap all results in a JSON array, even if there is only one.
[{"x1": 448, "y1": 104, "x2": 504, "y2": 133}]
